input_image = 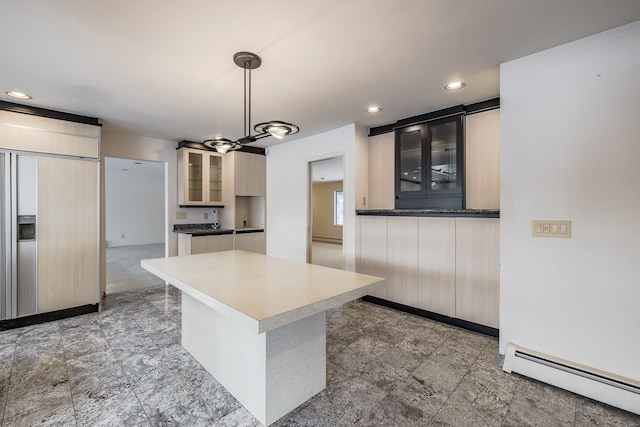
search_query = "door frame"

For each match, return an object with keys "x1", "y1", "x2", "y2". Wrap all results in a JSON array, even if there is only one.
[
  {"x1": 103, "y1": 156, "x2": 168, "y2": 295},
  {"x1": 307, "y1": 156, "x2": 345, "y2": 264}
]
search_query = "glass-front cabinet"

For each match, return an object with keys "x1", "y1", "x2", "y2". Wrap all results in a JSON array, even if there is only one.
[
  {"x1": 178, "y1": 148, "x2": 224, "y2": 206},
  {"x1": 395, "y1": 115, "x2": 463, "y2": 209}
]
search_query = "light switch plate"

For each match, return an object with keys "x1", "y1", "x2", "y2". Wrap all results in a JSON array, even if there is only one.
[{"x1": 532, "y1": 220, "x2": 571, "y2": 238}]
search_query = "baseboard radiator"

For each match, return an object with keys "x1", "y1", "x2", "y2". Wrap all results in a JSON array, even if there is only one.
[{"x1": 503, "y1": 342, "x2": 640, "y2": 415}]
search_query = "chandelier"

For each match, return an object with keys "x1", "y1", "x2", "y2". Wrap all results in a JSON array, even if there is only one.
[{"x1": 204, "y1": 52, "x2": 299, "y2": 153}]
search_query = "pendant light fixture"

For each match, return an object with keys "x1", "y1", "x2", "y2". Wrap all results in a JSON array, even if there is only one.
[{"x1": 204, "y1": 52, "x2": 299, "y2": 153}]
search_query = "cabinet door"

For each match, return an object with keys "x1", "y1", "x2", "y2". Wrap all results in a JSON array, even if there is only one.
[
  {"x1": 185, "y1": 150, "x2": 205, "y2": 204},
  {"x1": 178, "y1": 148, "x2": 224, "y2": 206},
  {"x1": 368, "y1": 133, "x2": 394, "y2": 210},
  {"x1": 191, "y1": 234, "x2": 235, "y2": 255},
  {"x1": 207, "y1": 154, "x2": 223, "y2": 203},
  {"x1": 356, "y1": 216, "x2": 387, "y2": 299},
  {"x1": 395, "y1": 125, "x2": 425, "y2": 202},
  {"x1": 235, "y1": 152, "x2": 266, "y2": 196},
  {"x1": 455, "y1": 218, "x2": 499, "y2": 328},
  {"x1": 386, "y1": 217, "x2": 419, "y2": 306},
  {"x1": 37, "y1": 156, "x2": 99, "y2": 312},
  {"x1": 235, "y1": 232, "x2": 266, "y2": 254},
  {"x1": 465, "y1": 109, "x2": 500, "y2": 209},
  {"x1": 417, "y1": 217, "x2": 456, "y2": 317},
  {"x1": 395, "y1": 116, "x2": 463, "y2": 209}
]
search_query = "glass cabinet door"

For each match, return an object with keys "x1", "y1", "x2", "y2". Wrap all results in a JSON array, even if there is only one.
[
  {"x1": 187, "y1": 151, "x2": 203, "y2": 203},
  {"x1": 399, "y1": 128, "x2": 423, "y2": 193},
  {"x1": 395, "y1": 115, "x2": 463, "y2": 209},
  {"x1": 208, "y1": 155, "x2": 222, "y2": 203},
  {"x1": 429, "y1": 121, "x2": 458, "y2": 192}
]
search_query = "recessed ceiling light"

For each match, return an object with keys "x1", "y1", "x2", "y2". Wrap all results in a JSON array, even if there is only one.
[
  {"x1": 5, "y1": 91, "x2": 32, "y2": 100},
  {"x1": 366, "y1": 105, "x2": 382, "y2": 113},
  {"x1": 445, "y1": 81, "x2": 465, "y2": 91}
]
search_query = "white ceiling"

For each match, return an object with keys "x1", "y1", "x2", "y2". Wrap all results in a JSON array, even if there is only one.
[
  {"x1": 311, "y1": 157, "x2": 344, "y2": 183},
  {"x1": 2, "y1": 1, "x2": 639, "y2": 149},
  {"x1": 105, "y1": 157, "x2": 164, "y2": 176}
]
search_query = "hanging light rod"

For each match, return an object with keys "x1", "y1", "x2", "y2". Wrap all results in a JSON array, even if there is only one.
[{"x1": 204, "y1": 52, "x2": 299, "y2": 153}]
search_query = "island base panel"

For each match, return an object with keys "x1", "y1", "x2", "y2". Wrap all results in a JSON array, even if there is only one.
[{"x1": 181, "y1": 293, "x2": 326, "y2": 426}]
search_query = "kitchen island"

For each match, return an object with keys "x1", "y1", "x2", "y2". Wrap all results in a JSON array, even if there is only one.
[{"x1": 141, "y1": 250, "x2": 384, "y2": 426}]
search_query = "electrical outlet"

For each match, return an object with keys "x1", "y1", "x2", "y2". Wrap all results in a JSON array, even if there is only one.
[
  {"x1": 204, "y1": 213, "x2": 209, "y2": 220},
  {"x1": 532, "y1": 220, "x2": 571, "y2": 238},
  {"x1": 121, "y1": 234, "x2": 125, "y2": 239}
]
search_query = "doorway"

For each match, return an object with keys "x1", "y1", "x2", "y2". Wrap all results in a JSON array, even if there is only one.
[
  {"x1": 308, "y1": 157, "x2": 344, "y2": 269},
  {"x1": 105, "y1": 157, "x2": 166, "y2": 293}
]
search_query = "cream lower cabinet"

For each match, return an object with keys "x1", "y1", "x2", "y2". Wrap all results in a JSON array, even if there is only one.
[
  {"x1": 178, "y1": 233, "x2": 234, "y2": 256},
  {"x1": 356, "y1": 215, "x2": 499, "y2": 329},
  {"x1": 235, "y1": 231, "x2": 266, "y2": 254},
  {"x1": 417, "y1": 217, "x2": 456, "y2": 317},
  {"x1": 356, "y1": 216, "x2": 387, "y2": 299},
  {"x1": 455, "y1": 218, "x2": 500, "y2": 328},
  {"x1": 386, "y1": 217, "x2": 419, "y2": 306}
]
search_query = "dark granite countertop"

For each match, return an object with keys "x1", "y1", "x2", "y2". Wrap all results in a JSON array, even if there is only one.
[
  {"x1": 356, "y1": 209, "x2": 499, "y2": 218},
  {"x1": 235, "y1": 228, "x2": 265, "y2": 234},
  {"x1": 173, "y1": 223, "x2": 234, "y2": 236}
]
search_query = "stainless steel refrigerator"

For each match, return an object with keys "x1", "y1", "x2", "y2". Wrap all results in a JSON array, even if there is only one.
[{"x1": 1, "y1": 152, "x2": 38, "y2": 320}]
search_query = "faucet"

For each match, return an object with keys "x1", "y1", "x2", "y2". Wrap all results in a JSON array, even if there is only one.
[{"x1": 212, "y1": 209, "x2": 220, "y2": 229}]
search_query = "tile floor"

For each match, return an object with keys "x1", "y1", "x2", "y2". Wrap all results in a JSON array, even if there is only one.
[
  {"x1": 311, "y1": 241, "x2": 344, "y2": 270},
  {"x1": 106, "y1": 243, "x2": 165, "y2": 293},
  {"x1": 0, "y1": 284, "x2": 638, "y2": 426}
]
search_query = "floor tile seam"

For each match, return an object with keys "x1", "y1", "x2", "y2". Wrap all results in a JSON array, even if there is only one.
[
  {"x1": 500, "y1": 372, "x2": 527, "y2": 426},
  {"x1": 0, "y1": 394, "x2": 6, "y2": 424},
  {"x1": 59, "y1": 323, "x2": 80, "y2": 427},
  {"x1": 3, "y1": 334, "x2": 19, "y2": 425},
  {"x1": 424, "y1": 343, "x2": 487, "y2": 426}
]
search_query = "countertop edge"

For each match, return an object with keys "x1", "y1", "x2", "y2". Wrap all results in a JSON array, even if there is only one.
[
  {"x1": 173, "y1": 229, "x2": 235, "y2": 236},
  {"x1": 356, "y1": 209, "x2": 500, "y2": 218}
]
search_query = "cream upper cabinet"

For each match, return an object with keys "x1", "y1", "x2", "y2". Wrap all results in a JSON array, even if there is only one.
[
  {"x1": 368, "y1": 133, "x2": 394, "y2": 210},
  {"x1": 0, "y1": 110, "x2": 100, "y2": 159},
  {"x1": 465, "y1": 109, "x2": 500, "y2": 209},
  {"x1": 233, "y1": 151, "x2": 266, "y2": 196},
  {"x1": 455, "y1": 218, "x2": 500, "y2": 328},
  {"x1": 177, "y1": 148, "x2": 224, "y2": 206}
]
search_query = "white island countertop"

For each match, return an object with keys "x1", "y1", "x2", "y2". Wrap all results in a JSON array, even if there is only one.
[{"x1": 142, "y1": 250, "x2": 385, "y2": 333}]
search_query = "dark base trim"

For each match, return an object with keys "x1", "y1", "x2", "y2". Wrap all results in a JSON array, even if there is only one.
[
  {"x1": 362, "y1": 296, "x2": 499, "y2": 338},
  {"x1": 178, "y1": 205, "x2": 225, "y2": 209},
  {"x1": 0, "y1": 304, "x2": 99, "y2": 331}
]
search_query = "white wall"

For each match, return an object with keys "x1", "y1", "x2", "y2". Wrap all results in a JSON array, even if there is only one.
[
  {"x1": 105, "y1": 162, "x2": 164, "y2": 247},
  {"x1": 266, "y1": 124, "x2": 368, "y2": 270},
  {"x1": 500, "y1": 21, "x2": 640, "y2": 383}
]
